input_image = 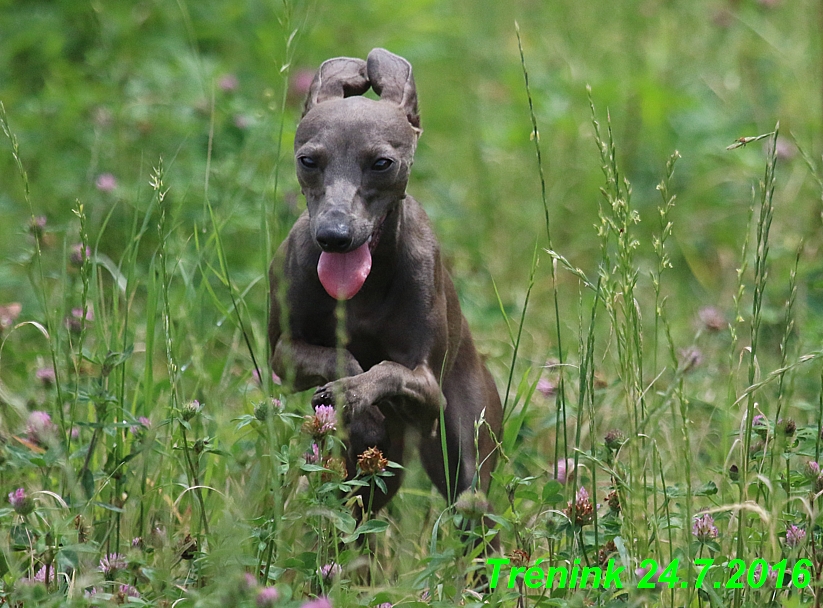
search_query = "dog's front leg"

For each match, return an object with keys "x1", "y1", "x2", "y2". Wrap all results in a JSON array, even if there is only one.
[
  {"x1": 273, "y1": 338, "x2": 364, "y2": 392},
  {"x1": 311, "y1": 361, "x2": 445, "y2": 424}
]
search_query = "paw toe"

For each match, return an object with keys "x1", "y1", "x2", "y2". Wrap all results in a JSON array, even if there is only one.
[{"x1": 311, "y1": 386, "x2": 335, "y2": 407}]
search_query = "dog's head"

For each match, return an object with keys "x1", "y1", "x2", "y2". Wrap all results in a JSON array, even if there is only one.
[{"x1": 294, "y1": 49, "x2": 421, "y2": 300}]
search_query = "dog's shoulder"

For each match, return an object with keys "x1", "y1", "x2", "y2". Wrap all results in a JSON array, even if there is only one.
[
  {"x1": 270, "y1": 211, "x2": 322, "y2": 283},
  {"x1": 284, "y1": 211, "x2": 318, "y2": 261},
  {"x1": 399, "y1": 195, "x2": 447, "y2": 292}
]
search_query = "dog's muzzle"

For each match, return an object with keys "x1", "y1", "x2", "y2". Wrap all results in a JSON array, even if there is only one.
[{"x1": 316, "y1": 215, "x2": 386, "y2": 300}]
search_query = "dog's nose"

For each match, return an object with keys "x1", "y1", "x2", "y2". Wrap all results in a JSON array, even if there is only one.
[{"x1": 316, "y1": 224, "x2": 353, "y2": 252}]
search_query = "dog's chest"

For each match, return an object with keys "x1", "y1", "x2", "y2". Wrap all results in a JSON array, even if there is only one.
[{"x1": 343, "y1": 297, "x2": 426, "y2": 371}]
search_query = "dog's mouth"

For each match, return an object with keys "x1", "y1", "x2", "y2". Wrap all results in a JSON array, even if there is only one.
[{"x1": 317, "y1": 216, "x2": 386, "y2": 300}]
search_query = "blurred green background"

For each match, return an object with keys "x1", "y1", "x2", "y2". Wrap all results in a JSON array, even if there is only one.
[
  {"x1": 1, "y1": 4, "x2": 823, "y2": 603},
  {"x1": 1, "y1": 0, "x2": 821, "y2": 382}
]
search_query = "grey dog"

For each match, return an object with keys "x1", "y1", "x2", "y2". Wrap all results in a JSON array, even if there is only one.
[{"x1": 268, "y1": 48, "x2": 502, "y2": 520}]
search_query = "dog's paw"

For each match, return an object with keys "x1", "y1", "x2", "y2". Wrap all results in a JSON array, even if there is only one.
[
  {"x1": 311, "y1": 379, "x2": 369, "y2": 421},
  {"x1": 311, "y1": 385, "x2": 336, "y2": 408}
]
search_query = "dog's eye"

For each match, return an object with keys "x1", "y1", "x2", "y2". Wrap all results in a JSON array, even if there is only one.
[
  {"x1": 371, "y1": 158, "x2": 393, "y2": 171},
  {"x1": 298, "y1": 156, "x2": 318, "y2": 169}
]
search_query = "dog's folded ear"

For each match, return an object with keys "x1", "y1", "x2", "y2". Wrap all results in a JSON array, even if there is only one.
[
  {"x1": 367, "y1": 48, "x2": 420, "y2": 130},
  {"x1": 303, "y1": 57, "x2": 370, "y2": 116}
]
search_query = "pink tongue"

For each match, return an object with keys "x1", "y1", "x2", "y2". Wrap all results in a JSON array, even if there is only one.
[{"x1": 317, "y1": 241, "x2": 372, "y2": 300}]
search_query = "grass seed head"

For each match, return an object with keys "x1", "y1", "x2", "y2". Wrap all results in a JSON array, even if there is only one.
[{"x1": 454, "y1": 489, "x2": 489, "y2": 519}]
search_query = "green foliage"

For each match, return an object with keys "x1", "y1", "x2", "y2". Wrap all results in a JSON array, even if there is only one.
[{"x1": 1, "y1": 0, "x2": 823, "y2": 606}]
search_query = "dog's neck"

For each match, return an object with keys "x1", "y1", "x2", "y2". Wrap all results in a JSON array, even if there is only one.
[{"x1": 361, "y1": 201, "x2": 405, "y2": 291}]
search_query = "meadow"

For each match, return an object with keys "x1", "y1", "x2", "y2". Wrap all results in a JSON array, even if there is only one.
[{"x1": 1, "y1": 0, "x2": 822, "y2": 606}]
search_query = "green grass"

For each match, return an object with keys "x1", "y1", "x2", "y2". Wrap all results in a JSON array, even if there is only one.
[{"x1": 1, "y1": 1, "x2": 823, "y2": 606}]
